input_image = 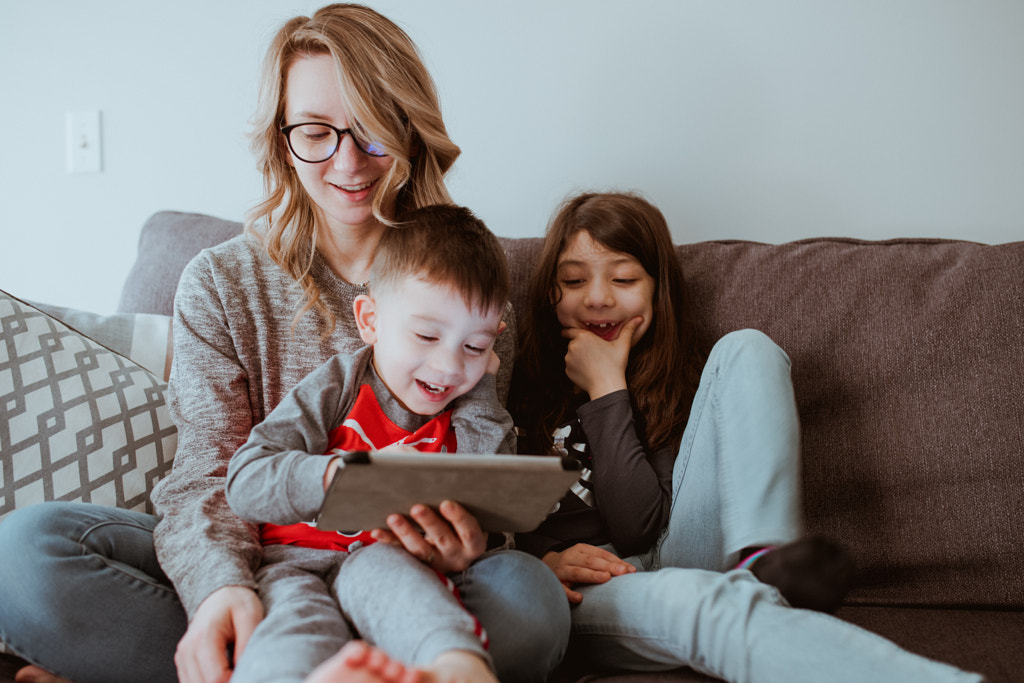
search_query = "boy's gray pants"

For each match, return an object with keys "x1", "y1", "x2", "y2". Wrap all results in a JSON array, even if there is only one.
[{"x1": 231, "y1": 542, "x2": 489, "y2": 683}]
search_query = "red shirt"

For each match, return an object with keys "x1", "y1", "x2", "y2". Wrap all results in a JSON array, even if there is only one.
[{"x1": 261, "y1": 384, "x2": 456, "y2": 550}]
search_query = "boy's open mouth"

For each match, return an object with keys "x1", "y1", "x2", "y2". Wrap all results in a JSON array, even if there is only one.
[
  {"x1": 416, "y1": 379, "x2": 452, "y2": 399},
  {"x1": 418, "y1": 380, "x2": 444, "y2": 393}
]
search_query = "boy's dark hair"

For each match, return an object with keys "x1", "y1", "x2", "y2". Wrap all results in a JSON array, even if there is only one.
[{"x1": 369, "y1": 204, "x2": 509, "y2": 313}]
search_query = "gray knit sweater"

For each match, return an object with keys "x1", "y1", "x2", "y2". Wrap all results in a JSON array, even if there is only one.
[{"x1": 151, "y1": 233, "x2": 515, "y2": 618}]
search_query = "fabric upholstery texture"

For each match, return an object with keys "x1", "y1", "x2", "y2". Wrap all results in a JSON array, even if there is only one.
[
  {"x1": 118, "y1": 210, "x2": 244, "y2": 316},
  {"x1": 122, "y1": 216, "x2": 1024, "y2": 611},
  {"x1": 0, "y1": 289, "x2": 177, "y2": 522},
  {"x1": 26, "y1": 301, "x2": 172, "y2": 380},
  {"x1": 504, "y1": 237, "x2": 1024, "y2": 611}
]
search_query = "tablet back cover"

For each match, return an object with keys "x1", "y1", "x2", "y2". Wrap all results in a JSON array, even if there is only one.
[{"x1": 316, "y1": 452, "x2": 579, "y2": 533}]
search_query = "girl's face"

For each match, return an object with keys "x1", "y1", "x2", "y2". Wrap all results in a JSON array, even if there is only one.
[
  {"x1": 283, "y1": 54, "x2": 395, "y2": 233},
  {"x1": 554, "y1": 230, "x2": 655, "y2": 346}
]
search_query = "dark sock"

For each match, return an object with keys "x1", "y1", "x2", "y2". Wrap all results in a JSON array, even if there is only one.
[{"x1": 738, "y1": 537, "x2": 856, "y2": 613}]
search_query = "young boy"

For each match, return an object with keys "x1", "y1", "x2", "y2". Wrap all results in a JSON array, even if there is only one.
[{"x1": 225, "y1": 205, "x2": 514, "y2": 683}]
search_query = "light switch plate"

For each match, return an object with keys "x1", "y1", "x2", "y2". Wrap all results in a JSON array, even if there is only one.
[{"x1": 66, "y1": 111, "x2": 102, "y2": 173}]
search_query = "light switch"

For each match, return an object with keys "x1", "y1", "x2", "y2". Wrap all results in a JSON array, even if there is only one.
[{"x1": 66, "y1": 111, "x2": 102, "y2": 173}]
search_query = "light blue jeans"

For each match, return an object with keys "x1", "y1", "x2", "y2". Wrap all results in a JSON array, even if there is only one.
[
  {"x1": 0, "y1": 502, "x2": 569, "y2": 683},
  {"x1": 568, "y1": 330, "x2": 984, "y2": 683}
]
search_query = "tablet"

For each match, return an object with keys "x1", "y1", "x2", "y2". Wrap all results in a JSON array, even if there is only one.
[{"x1": 316, "y1": 451, "x2": 580, "y2": 533}]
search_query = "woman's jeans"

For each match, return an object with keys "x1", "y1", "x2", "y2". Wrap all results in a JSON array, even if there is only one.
[
  {"x1": 567, "y1": 330, "x2": 983, "y2": 683},
  {"x1": 0, "y1": 503, "x2": 568, "y2": 683}
]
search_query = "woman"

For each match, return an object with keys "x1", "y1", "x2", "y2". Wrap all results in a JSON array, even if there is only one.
[{"x1": 0, "y1": 6, "x2": 568, "y2": 683}]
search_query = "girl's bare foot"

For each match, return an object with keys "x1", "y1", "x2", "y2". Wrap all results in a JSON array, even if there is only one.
[
  {"x1": 306, "y1": 641, "x2": 425, "y2": 683},
  {"x1": 14, "y1": 665, "x2": 74, "y2": 683}
]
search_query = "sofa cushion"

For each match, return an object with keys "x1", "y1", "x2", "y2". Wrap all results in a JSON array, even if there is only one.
[
  {"x1": 0, "y1": 289, "x2": 177, "y2": 521},
  {"x1": 673, "y1": 238, "x2": 1024, "y2": 610},
  {"x1": 506, "y1": 236, "x2": 1024, "y2": 610},
  {"x1": 26, "y1": 302, "x2": 172, "y2": 381},
  {"x1": 118, "y1": 211, "x2": 243, "y2": 315},
  {"x1": 115, "y1": 214, "x2": 1024, "y2": 611}
]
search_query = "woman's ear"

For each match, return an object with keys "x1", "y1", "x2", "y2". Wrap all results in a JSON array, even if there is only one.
[
  {"x1": 280, "y1": 131, "x2": 295, "y2": 168},
  {"x1": 352, "y1": 294, "x2": 378, "y2": 345}
]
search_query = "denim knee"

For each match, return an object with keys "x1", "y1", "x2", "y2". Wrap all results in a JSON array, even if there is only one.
[
  {"x1": 467, "y1": 550, "x2": 571, "y2": 683},
  {"x1": 0, "y1": 502, "x2": 74, "y2": 569},
  {"x1": 709, "y1": 329, "x2": 791, "y2": 373},
  {"x1": 0, "y1": 503, "x2": 81, "y2": 650}
]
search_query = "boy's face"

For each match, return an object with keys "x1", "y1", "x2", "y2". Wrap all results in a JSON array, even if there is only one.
[{"x1": 354, "y1": 276, "x2": 504, "y2": 416}]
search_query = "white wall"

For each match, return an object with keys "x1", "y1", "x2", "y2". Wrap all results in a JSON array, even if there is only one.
[{"x1": 2, "y1": 0, "x2": 1023, "y2": 312}]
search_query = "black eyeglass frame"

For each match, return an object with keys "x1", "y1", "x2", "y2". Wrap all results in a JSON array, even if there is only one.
[{"x1": 280, "y1": 122, "x2": 389, "y2": 162}]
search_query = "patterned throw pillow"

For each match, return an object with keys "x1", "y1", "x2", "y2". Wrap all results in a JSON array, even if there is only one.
[
  {"x1": 27, "y1": 301, "x2": 173, "y2": 381},
  {"x1": 0, "y1": 289, "x2": 177, "y2": 521}
]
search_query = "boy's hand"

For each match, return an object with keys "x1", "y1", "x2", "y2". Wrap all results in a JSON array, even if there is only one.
[
  {"x1": 371, "y1": 500, "x2": 486, "y2": 574},
  {"x1": 542, "y1": 543, "x2": 636, "y2": 604}
]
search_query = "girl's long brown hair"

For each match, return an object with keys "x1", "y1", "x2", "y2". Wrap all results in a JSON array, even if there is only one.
[
  {"x1": 245, "y1": 4, "x2": 460, "y2": 334},
  {"x1": 512, "y1": 192, "x2": 704, "y2": 455}
]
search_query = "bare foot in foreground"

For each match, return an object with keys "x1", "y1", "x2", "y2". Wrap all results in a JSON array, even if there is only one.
[
  {"x1": 14, "y1": 666, "x2": 74, "y2": 683},
  {"x1": 307, "y1": 641, "x2": 425, "y2": 683},
  {"x1": 306, "y1": 642, "x2": 497, "y2": 683}
]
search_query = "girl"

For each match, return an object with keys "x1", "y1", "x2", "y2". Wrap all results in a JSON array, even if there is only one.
[
  {"x1": 0, "y1": 6, "x2": 567, "y2": 683},
  {"x1": 511, "y1": 191, "x2": 983, "y2": 683}
]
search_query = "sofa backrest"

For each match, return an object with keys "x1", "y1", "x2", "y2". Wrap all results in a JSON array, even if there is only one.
[
  {"x1": 125, "y1": 211, "x2": 1024, "y2": 610},
  {"x1": 119, "y1": 211, "x2": 246, "y2": 316}
]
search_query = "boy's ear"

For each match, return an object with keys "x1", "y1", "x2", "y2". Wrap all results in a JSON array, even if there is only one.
[{"x1": 352, "y1": 294, "x2": 378, "y2": 345}]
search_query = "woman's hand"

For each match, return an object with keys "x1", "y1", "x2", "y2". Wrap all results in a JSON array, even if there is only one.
[
  {"x1": 542, "y1": 543, "x2": 636, "y2": 604},
  {"x1": 371, "y1": 500, "x2": 486, "y2": 574},
  {"x1": 174, "y1": 585, "x2": 264, "y2": 683},
  {"x1": 562, "y1": 317, "x2": 642, "y2": 399}
]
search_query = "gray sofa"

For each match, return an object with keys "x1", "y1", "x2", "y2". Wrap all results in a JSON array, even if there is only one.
[{"x1": 2, "y1": 210, "x2": 1023, "y2": 682}]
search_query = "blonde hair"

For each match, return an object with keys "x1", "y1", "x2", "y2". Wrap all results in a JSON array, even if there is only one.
[{"x1": 246, "y1": 4, "x2": 461, "y2": 331}]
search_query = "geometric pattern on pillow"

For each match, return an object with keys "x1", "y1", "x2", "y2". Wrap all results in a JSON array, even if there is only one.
[
  {"x1": 27, "y1": 300, "x2": 173, "y2": 381},
  {"x1": 0, "y1": 289, "x2": 177, "y2": 522}
]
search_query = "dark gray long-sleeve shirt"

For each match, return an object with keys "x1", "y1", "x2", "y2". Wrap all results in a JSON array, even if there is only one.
[{"x1": 515, "y1": 390, "x2": 675, "y2": 559}]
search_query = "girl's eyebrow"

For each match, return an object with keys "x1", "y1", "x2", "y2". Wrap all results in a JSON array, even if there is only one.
[{"x1": 558, "y1": 257, "x2": 636, "y2": 268}]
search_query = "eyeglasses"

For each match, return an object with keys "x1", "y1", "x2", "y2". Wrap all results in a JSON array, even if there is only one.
[{"x1": 280, "y1": 122, "x2": 388, "y2": 162}]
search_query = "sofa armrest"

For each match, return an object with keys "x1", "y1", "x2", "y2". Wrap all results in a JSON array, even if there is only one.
[{"x1": 118, "y1": 211, "x2": 243, "y2": 315}]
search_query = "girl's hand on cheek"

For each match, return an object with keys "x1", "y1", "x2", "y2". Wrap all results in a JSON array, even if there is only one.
[
  {"x1": 562, "y1": 316, "x2": 643, "y2": 399},
  {"x1": 542, "y1": 544, "x2": 636, "y2": 604},
  {"x1": 486, "y1": 321, "x2": 506, "y2": 375}
]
